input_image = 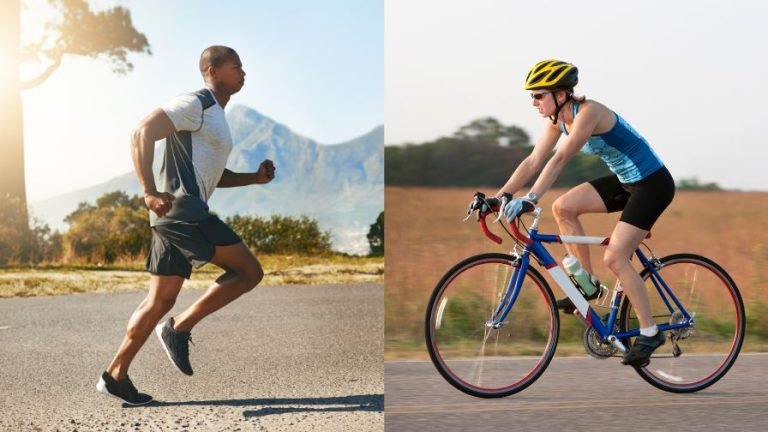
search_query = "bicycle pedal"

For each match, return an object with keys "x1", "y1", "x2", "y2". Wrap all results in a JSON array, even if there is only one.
[{"x1": 633, "y1": 359, "x2": 650, "y2": 369}]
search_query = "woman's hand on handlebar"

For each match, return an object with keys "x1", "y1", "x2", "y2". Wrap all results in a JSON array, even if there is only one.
[
  {"x1": 466, "y1": 192, "x2": 497, "y2": 215},
  {"x1": 502, "y1": 196, "x2": 537, "y2": 223}
]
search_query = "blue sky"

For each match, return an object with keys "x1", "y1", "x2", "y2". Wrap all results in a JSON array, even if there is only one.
[{"x1": 21, "y1": 0, "x2": 383, "y2": 201}]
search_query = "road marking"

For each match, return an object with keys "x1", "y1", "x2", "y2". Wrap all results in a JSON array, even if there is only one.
[{"x1": 0, "y1": 326, "x2": 10, "y2": 330}]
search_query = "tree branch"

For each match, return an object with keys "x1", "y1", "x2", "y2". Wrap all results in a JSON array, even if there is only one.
[{"x1": 19, "y1": 50, "x2": 63, "y2": 90}]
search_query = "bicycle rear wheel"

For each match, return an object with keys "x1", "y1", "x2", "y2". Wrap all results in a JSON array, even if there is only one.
[
  {"x1": 425, "y1": 253, "x2": 559, "y2": 398},
  {"x1": 619, "y1": 253, "x2": 745, "y2": 393}
]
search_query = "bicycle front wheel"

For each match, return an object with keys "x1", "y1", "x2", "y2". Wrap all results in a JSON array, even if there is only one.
[
  {"x1": 425, "y1": 253, "x2": 559, "y2": 398},
  {"x1": 619, "y1": 253, "x2": 745, "y2": 393}
]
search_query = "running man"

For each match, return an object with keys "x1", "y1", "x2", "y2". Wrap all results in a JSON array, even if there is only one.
[{"x1": 97, "y1": 45, "x2": 276, "y2": 405}]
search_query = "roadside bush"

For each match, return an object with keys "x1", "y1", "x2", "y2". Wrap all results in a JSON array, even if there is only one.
[
  {"x1": 226, "y1": 214, "x2": 332, "y2": 255},
  {"x1": 0, "y1": 194, "x2": 62, "y2": 265},
  {"x1": 64, "y1": 191, "x2": 150, "y2": 263},
  {"x1": 31, "y1": 191, "x2": 334, "y2": 263},
  {"x1": 367, "y1": 211, "x2": 384, "y2": 256}
]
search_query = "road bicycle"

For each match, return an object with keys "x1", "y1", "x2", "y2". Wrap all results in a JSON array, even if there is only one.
[{"x1": 425, "y1": 192, "x2": 744, "y2": 397}]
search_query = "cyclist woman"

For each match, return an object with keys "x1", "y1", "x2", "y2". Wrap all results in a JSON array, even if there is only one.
[{"x1": 495, "y1": 59, "x2": 675, "y2": 367}]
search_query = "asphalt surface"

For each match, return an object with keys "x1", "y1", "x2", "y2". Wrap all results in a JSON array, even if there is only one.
[
  {"x1": 0, "y1": 283, "x2": 383, "y2": 431},
  {"x1": 385, "y1": 353, "x2": 768, "y2": 432}
]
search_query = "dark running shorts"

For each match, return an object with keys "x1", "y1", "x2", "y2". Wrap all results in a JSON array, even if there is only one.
[
  {"x1": 146, "y1": 215, "x2": 242, "y2": 279},
  {"x1": 589, "y1": 166, "x2": 675, "y2": 231}
]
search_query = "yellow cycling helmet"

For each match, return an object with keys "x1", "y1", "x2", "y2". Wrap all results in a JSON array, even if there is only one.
[{"x1": 524, "y1": 60, "x2": 579, "y2": 90}]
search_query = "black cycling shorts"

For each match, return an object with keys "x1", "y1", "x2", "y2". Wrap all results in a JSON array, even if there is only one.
[
  {"x1": 589, "y1": 166, "x2": 675, "y2": 231},
  {"x1": 146, "y1": 215, "x2": 242, "y2": 279}
]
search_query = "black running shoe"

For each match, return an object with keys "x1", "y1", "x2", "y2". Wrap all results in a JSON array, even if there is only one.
[
  {"x1": 622, "y1": 331, "x2": 666, "y2": 367},
  {"x1": 556, "y1": 288, "x2": 600, "y2": 314},
  {"x1": 96, "y1": 372, "x2": 153, "y2": 405},
  {"x1": 155, "y1": 317, "x2": 194, "y2": 375}
]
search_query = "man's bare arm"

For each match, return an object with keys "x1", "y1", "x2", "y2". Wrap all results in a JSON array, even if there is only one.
[
  {"x1": 130, "y1": 108, "x2": 177, "y2": 216},
  {"x1": 217, "y1": 160, "x2": 276, "y2": 188}
]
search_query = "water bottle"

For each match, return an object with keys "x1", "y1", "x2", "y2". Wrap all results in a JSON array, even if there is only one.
[{"x1": 562, "y1": 254, "x2": 598, "y2": 297}]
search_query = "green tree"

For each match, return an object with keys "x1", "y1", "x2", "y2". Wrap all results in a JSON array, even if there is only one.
[
  {"x1": 386, "y1": 118, "x2": 532, "y2": 187},
  {"x1": 0, "y1": 0, "x2": 151, "y2": 232},
  {"x1": 226, "y1": 214, "x2": 333, "y2": 255},
  {"x1": 453, "y1": 117, "x2": 529, "y2": 147},
  {"x1": 0, "y1": 194, "x2": 62, "y2": 265},
  {"x1": 385, "y1": 117, "x2": 611, "y2": 188},
  {"x1": 27, "y1": 221, "x2": 63, "y2": 264},
  {"x1": 676, "y1": 177, "x2": 722, "y2": 191},
  {"x1": 367, "y1": 211, "x2": 384, "y2": 256},
  {"x1": 0, "y1": 194, "x2": 32, "y2": 264},
  {"x1": 64, "y1": 191, "x2": 149, "y2": 262}
]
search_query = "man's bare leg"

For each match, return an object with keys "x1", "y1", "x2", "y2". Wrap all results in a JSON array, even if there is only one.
[
  {"x1": 106, "y1": 275, "x2": 185, "y2": 380},
  {"x1": 173, "y1": 242, "x2": 263, "y2": 333}
]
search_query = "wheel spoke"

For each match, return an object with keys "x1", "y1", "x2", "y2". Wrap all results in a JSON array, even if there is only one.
[
  {"x1": 621, "y1": 254, "x2": 744, "y2": 393},
  {"x1": 426, "y1": 253, "x2": 559, "y2": 398}
]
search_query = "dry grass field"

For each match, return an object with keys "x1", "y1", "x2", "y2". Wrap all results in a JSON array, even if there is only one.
[
  {"x1": 0, "y1": 254, "x2": 384, "y2": 298},
  {"x1": 385, "y1": 186, "x2": 768, "y2": 358}
]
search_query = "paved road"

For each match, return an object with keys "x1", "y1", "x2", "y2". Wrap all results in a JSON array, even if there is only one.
[
  {"x1": 385, "y1": 354, "x2": 768, "y2": 432},
  {"x1": 0, "y1": 283, "x2": 383, "y2": 431}
]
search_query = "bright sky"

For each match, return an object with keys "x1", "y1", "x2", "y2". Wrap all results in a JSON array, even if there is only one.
[
  {"x1": 385, "y1": 0, "x2": 768, "y2": 191},
  {"x1": 21, "y1": 0, "x2": 383, "y2": 201}
]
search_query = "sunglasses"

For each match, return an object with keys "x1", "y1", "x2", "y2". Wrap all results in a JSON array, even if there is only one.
[{"x1": 530, "y1": 91, "x2": 552, "y2": 100}]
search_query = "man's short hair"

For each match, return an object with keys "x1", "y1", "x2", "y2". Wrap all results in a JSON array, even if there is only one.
[{"x1": 199, "y1": 46, "x2": 238, "y2": 75}]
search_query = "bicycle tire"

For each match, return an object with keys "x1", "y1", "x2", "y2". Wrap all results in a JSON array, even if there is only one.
[
  {"x1": 619, "y1": 253, "x2": 745, "y2": 393},
  {"x1": 425, "y1": 253, "x2": 559, "y2": 398}
]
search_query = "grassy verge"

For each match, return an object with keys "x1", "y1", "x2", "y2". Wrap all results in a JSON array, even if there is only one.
[
  {"x1": 385, "y1": 340, "x2": 601, "y2": 361},
  {"x1": 386, "y1": 337, "x2": 768, "y2": 361},
  {"x1": 0, "y1": 254, "x2": 383, "y2": 298}
]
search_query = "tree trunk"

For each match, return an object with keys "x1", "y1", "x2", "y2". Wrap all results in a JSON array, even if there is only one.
[{"x1": 0, "y1": 0, "x2": 28, "y2": 221}]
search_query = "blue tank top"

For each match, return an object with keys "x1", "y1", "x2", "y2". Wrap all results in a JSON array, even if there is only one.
[{"x1": 560, "y1": 101, "x2": 664, "y2": 184}]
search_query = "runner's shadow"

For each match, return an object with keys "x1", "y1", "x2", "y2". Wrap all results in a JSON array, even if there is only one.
[{"x1": 138, "y1": 394, "x2": 383, "y2": 417}]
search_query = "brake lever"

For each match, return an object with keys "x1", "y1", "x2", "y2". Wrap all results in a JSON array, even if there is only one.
[
  {"x1": 493, "y1": 194, "x2": 509, "y2": 223},
  {"x1": 463, "y1": 197, "x2": 478, "y2": 222}
]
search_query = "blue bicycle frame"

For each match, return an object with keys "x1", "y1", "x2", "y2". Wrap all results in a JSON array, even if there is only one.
[{"x1": 489, "y1": 209, "x2": 696, "y2": 349}]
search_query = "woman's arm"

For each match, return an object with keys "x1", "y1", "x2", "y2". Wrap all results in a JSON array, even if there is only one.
[
  {"x1": 495, "y1": 122, "x2": 560, "y2": 198},
  {"x1": 528, "y1": 103, "x2": 602, "y2": 198}
]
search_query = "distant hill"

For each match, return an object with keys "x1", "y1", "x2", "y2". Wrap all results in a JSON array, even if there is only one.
[{"x1": 30, "y1": 105, "x2": 383, "y2": 255}]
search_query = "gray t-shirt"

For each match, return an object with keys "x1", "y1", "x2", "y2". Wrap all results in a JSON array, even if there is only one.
[{"x1": 150, "y1": 88, "x2": 233, "y2": 226}]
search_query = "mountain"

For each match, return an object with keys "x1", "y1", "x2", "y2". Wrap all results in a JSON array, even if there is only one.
[{"x1": 30, "y1": 105, "x2": 384, "y2": 255}]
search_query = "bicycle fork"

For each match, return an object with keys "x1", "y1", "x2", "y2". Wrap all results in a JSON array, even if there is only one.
[{"x1": 488, "y1": 255, "x2": 527, "y2": 329}]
